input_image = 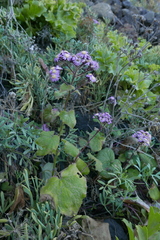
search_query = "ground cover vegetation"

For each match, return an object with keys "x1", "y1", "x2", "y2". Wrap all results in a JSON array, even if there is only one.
[{"x1": 0, "y1": 0, "x2": 160, "y2": 239}]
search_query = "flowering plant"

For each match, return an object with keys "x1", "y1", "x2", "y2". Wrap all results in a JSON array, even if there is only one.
[{"x1": 132, "y1": 130, "x2": 152, "y2": 146}]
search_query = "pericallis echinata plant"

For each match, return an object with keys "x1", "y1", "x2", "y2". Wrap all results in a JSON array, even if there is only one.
[
  {"x1": 35, "y1": 49, "x2": 160, "y2": 219},
  {"x1": 36, "y1": 50, "x2": 116, "y2": 217}
]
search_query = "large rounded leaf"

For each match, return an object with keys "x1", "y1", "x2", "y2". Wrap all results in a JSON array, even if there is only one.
[{"x1": 40, "y1": 163, "x2": 87, "y2": 216}]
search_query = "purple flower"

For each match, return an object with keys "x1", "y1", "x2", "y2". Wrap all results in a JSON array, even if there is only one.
[
  {"x1": 93, "y1": 112, "x2": 112, "y2": 124},
  {"x1": 42, "y1": 124, "x2": 50, "y2": 131},
  {"x1": 108, "y1": 96, "x2": 117, "y2": 106},
  {"x1": 93, "y1": 19, "x2": 100, "y2": 24},
  {"x1": 71, "y1": 51, "x2": 92, "y2": 66},
  {"x1": 49, "y1": 65, "x2": 62, "y2": 82},
  {"x1": 76, "y1": 51, "x2": 92, "y2": 62},
  {"x1": 86, "y1": 73, "x2": 97, "y2": 82},
  {"x1": 71, "y1": 54, "x2": 83, "y2": 66},
  {"x1": 132, "y1": 130, "x2": 151, "y2": 146},
  {"x1": 85, "y1": 60, "x2": 99, "y2": 70},
  {"x1": 54, "y1": 50, "x2": 72, "y2": 62}
]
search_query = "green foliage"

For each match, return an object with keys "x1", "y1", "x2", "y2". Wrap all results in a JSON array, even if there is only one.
[
  {"x1": 28, "y1": 201, "x2": 62, "y2": 239},
  {"x1": 123, "y1": 207, "x2": 160, "y2": 240},
  {"x1": 1, "y1": 1, "x2": 160, "y2": 238},
  {"x1": 40, "y1": 163, "x2": 87, "y2": 216},
  {"x1": 36, "y1": 131, "x2": 60, "y2": 156},
  {"x1": 0, "y1": 113, "x2": 40, "y2": 167},
  {"x1": 59, "y1": 109, "x2": 76, "y2": 128},
  {"x1": 13, "y1": 0, "x2": 84, "y2": 39},
  {"x1": 89, "y1": 130, "x2": 105, "y2": 152},
  {"x1": 91, "y1": 29, "x2": 160, "y2": 118}
]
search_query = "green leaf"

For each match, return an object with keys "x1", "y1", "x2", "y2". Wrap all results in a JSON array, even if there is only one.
[
  {"x1": 27, "y1": 1, "x2": 46, "y2": 20},
  {"x1": 59, "y1": 110, "x2": 76, "y2": 128},
  {"x1": 54, "y1": 83, "x2": 75, "y2": 99},
  {"x1": 136, "y1": 225, "x2": 148, "y2": 240},
  {"x1": 40, "y1": 163, "x2": 87, "y2": 216},
  {"x1": 0, "y1": 230, "x2": 11, "y2": 237},
  {"x1": 96, "y1": 148, "x2": 122, "y2": 179},
  {"x1": 62, "y1": 140, "x2": 79, "y2": 157},
  {"x1": 97, "y1": 147, "x2": 115, "y2": 164},
  {"x1": 138, "y1": 153, "x2": 157, "y2": 168},
  {"x1": 148, "y1": 184, "x2": 160, "y2": 201},
  {"x1": 126, "y1": 168, "x2": 140, "y2": 180},
  {"x1": 36, "y1": 131, "x2": 60, "y2": 156},
  {"x1": 147, "y1": 207, "x2": 160, "y2": 237},
  {"x1": 149, "y1": 232, "x2": 160, "y2": 240},
  {"x1": 87, "y1": 153, "x2": 103, "y2": 172},
  {"x1": 0, "y1": 219, "x2": 8, "y2": 223},
  {"x1": 89, "y1": 131, "x2": 105, "y2": 152},
  {"x1": 76, "y1": 158, "x2": 90, "y2": 175},
  {"x1": 41, "y1": 162, "x2": 53, "y2": 181},
  {"x1": 123, "y1": 218, "x2": 135, "y2": 240},
  {"x1": 1, "y1": 182, "x2": 13, "y2": 191}
]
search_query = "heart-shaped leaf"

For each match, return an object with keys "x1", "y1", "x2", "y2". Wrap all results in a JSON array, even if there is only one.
[{"x1": 40, "y1": 163, "x2": 87, "y2": 216}]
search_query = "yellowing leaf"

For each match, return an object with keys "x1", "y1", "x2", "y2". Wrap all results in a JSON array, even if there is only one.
[
  {"x1": 40, "y1": 163, "x2": 87, "y2": 216},
  {"x1": 76, "y1": 158, "x2": 90, "y2": 175}
]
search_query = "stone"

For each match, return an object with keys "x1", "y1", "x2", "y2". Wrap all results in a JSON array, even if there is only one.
[
  {"x1": 122, "y1": 9, "x2": 135, "y2": 25},
  {"x1": 122, "y1": 0, "x2": 132, "y2": 9},
  {"x1": 104, "y1": 218, "x2": 128, "y2": 240},
  {"x1": 143, "y1": 10, "x2": 155, "y2": 25},
  {"x1": 90, "y1": 3, "x2": 115, "y2": 23}
]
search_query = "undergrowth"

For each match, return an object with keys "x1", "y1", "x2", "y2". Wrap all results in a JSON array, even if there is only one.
[{"x1": 0, "y1": 1, "x2": 160, "y2": 240}]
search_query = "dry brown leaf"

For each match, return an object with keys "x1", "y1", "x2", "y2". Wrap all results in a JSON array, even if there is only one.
[
  {"x1": 9, "y1": 185, "x2": 25, "y2": 213},
  {"x1": 80, "y1": 216, "x2": 111, "y2": 240}
]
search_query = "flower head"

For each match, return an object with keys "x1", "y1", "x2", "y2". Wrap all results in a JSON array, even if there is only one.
[
  {"x1": 71, "y1": 54, "x2": 83, "y2": 66},
  {"x1": 132, "y1": 130, "x2": 151, "y2": 146},
  {"x1": 93, "y1": 112, "x2": 112, "y2": 124},
  {"x1": 49, "y1": 65, "x2": 62, "y2": 82},
  {"x1": 85, "y1": 60, "x2": 99, "y2": 70},
  {"x1": 42, "y1": 124, "x2": 50, "y2": 131},
  {"x1": 76, "y1": 51, "x2": 92, "y2": 61},
  {"x1": 54, "y1": 50, "x2": 72, "y2": 62},
  {"x1": 86, "y1": 73, "x2": 97, "y2": 82},
  {"x1": 93, "y1": 19, "x2": 100, "y2": 24},
  {"x1": 71, "y1": 51, "x2": 92, "y2": 66},
  {"x1": 108, "y1": 96, "x2": 117, "y2": 106}
]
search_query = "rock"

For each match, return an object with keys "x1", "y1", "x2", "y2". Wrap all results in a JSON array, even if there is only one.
[
  {"x1": 90, "y1": 3, "x2": 115, "y2": 22},
  {"x1": 118, "y1": 23, "x2": 138, "y2": 42},
  {"x1": 122, "y1": 8, "x2": 135, "y2": 25},
  {"x1": 111, "y1": 2, "x2": 123, "y2": 19},
  {"x1": 78, "y1": 0, "x2": 160, "y2": 46},
  {"x1": 143, "y1": 10, "x2": 155, "y2": 25},
  {"x1": 104, "y1": 218, "x2": 128, "y2": 240},
  {"x1": 122, "y1": 0, "x2": 132, "y2": 9}
]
